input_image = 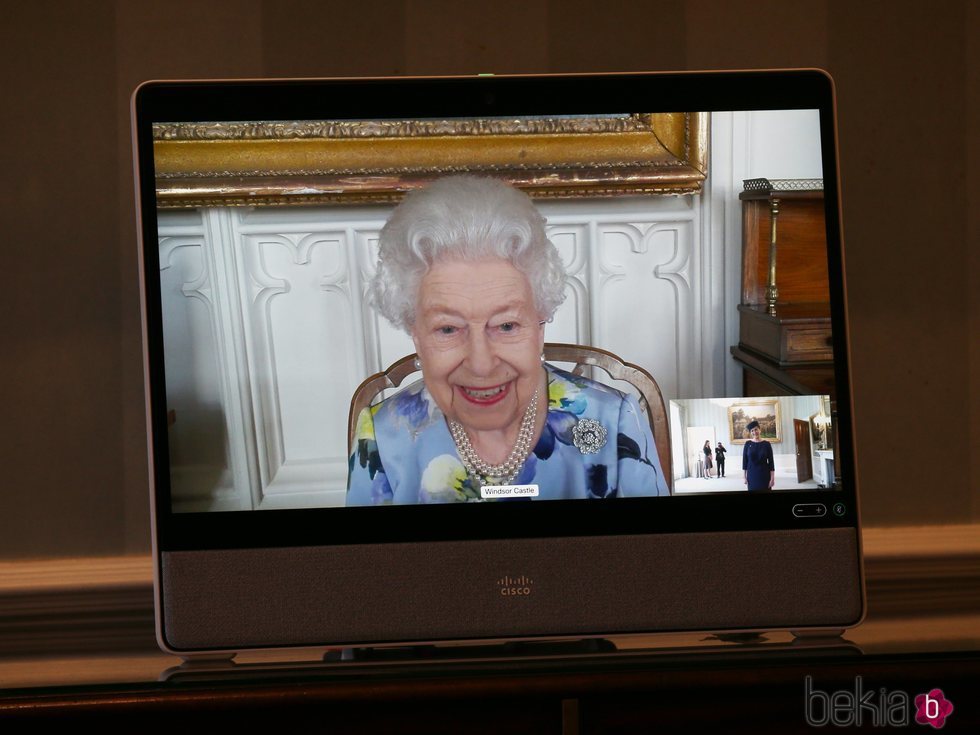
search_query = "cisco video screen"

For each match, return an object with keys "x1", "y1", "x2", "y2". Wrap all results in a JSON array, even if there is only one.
[{"x1": 152, "y1": 109, "x2": 840, "y2": 512}]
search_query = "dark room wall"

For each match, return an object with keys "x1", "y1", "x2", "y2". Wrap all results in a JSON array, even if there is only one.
[{"x1": 1, "y1": 0, "x2": 976, "y2": 558}]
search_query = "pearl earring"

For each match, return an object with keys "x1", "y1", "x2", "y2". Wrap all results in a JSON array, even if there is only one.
[{"x1": 414, "y1": 357, "x2": 422, "y2": 370}]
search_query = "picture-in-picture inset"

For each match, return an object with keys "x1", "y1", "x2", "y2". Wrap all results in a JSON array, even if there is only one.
[{"x1": 669, "y1": 396, "x2": 836, "y2": 493}]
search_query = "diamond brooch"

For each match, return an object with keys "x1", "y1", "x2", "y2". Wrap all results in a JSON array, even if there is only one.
[{"x1": 572, "y1": 418, "x2": 607, "y2": 454}]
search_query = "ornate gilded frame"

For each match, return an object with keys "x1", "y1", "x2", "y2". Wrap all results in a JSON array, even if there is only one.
[{"x1": 153, "y1": 112, "x2": 707, "y2": 208}]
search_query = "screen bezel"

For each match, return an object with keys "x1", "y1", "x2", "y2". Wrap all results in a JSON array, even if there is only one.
[{"x1": 134, "y1": 70, "x2": 857, "y2": 554}]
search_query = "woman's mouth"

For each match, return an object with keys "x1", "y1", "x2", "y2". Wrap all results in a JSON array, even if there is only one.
[{"x1": 457, "y1": 382, "x2": 511, "y2": 405}]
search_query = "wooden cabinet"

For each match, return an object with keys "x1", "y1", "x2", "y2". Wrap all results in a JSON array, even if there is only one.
[
  {"x1": 731, "y1": 179, "x2": 835, "y2": 398},
  {"x1": 738, "y1": 302, "x2": 833, "y2": 364}
]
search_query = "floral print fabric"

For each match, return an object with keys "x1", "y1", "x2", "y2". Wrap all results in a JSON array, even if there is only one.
[{"x1": 346, "y1": 364, "x2": 670, "y2": 505}]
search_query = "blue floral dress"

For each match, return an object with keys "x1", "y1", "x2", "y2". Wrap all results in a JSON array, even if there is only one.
[{"x1": 347, "y1": 365, "x2": 670, "y2": 504}]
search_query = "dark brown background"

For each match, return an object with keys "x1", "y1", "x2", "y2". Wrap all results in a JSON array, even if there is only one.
[{"x1": 1, "y1": 0, "x2": 976, "y2": 558}]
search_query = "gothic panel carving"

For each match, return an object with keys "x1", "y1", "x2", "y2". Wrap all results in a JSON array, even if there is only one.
[
  {"x1": 238, "y1": 226, "x2": 355, "y2": 507},
  {"x1": 546, "y1": 224, "x2": 591, "y2": 346},
  {"x1": 594, "y1": 218, "x2": 694, "y2": 404},
  {"x1": 158, "y1": 223, "x2": 243, "y2": 512}
]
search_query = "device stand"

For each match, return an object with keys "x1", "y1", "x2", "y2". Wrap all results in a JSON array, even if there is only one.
[{"x1": 324, "y1": 638, "x2": 618, "y2": 663}]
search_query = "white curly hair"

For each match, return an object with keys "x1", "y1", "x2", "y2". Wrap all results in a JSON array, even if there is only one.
[{"x1": 370, "y1": 176, "x2": 567, "y2": 333}]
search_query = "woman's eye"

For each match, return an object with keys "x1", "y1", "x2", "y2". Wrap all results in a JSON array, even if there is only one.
[
  {"x1": 436, "y1": 325, "x2": 458, "y2": 336},
  {"x1": 496, "y1": 322, "x2": 518, "y2": 333}
]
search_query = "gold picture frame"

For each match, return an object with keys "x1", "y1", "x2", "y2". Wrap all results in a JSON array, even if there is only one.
[
  {"x1": 728, "y1": 400, "x2": 782, "y2": 445},
  {"x1": 809, "y1": 410, "x2": 833, "y2": 452},
  {"x1": 153, "y1": 112, "x2": 707, "y2": 208}
]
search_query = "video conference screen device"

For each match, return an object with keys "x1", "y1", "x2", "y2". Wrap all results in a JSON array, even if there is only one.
[{"x1": 132, "y1": 70, "x2": 864, "y2": 658}]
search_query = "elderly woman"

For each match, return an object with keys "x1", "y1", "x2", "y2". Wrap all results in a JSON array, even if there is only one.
[{"x1": 347, "y1": 176, "x2": 669, "y2": 505}]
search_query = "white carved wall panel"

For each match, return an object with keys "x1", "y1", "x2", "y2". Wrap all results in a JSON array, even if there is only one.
[
  {"x1": 159, "y1": 215, "x2": 241, "y2": 512},
  {"x1": 536, "y1": 197, "x2": 700, "y2": 405}
]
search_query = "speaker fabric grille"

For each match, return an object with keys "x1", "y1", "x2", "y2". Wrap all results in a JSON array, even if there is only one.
[{"x1": 161, "y1": 528, "x2": 861, "y2": 651}]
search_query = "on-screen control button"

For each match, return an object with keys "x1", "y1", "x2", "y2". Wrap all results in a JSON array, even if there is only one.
[{"x1": 792, "y1": 503, "x2": 827, "y2": 518}]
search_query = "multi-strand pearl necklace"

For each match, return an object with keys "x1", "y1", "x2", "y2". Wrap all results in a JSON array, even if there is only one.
[{"x1": 449, "y1": 388, "x2": 539, "y2": 486}]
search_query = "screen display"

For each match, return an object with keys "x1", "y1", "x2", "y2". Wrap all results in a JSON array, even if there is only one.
[{"x1": 149, "y1": 103, "x2": 843, "y2": 514}]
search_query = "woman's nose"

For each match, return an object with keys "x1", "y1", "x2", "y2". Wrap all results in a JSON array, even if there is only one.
[{"x1": 465, "y1": 328, "x2": 498, "y2": 376}]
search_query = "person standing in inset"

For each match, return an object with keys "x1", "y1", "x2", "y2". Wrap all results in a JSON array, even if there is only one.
[
  {"x1": 715, "y1": 442, "x2": 727, "y2": 478},
  {"x1": 703, "y1": 440, "x2": 713, "y2": 478},
  {"x1": 742, "y1": 420, "x2": 774, "y2": 491}
]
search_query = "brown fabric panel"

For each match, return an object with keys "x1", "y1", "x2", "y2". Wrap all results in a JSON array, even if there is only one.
[{"x1": 828, "y1": 1, "x2": 970, "y2": 524}]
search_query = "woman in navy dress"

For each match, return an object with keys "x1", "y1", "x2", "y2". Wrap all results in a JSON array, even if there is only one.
[{"x1": 742, "y1": 420, "x2": 774, "y2": 491}]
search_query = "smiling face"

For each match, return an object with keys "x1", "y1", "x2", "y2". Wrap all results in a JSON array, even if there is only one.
[
  {"x1": 412, "y1": 257, "x2": 546, "y2": 436},
  {"x1": 749, "y1": 426, "x2": 762, "y2": 441}
]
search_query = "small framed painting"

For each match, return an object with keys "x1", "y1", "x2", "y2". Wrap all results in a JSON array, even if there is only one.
[
  {"x1": 809, "y1": 411, "x2": 833, "y2": 451},
  {"x1": 728, "y1": 400, "x2": 781, "y2": 444}
]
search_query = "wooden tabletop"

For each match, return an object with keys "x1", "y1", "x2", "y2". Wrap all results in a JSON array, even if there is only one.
[{"x1": 1, "y1": 613, "x2": 978, "y2": 733}]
